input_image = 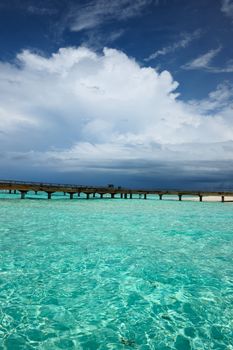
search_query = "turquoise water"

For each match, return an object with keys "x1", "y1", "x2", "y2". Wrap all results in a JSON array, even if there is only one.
[{"x1": 0, "y1": 193, "x2": 233, "y2": 349}]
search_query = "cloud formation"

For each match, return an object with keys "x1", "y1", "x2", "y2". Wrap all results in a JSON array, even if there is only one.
[
  {"x1": 1, "y1": 47, "x2": 233, "y2": 187},
  {"x1": 183, "y1": 47, "x2": 221, "y2": 70},
  {"x1": 183, "y1": 47, "x2": 233, "y2": 73},
  {"x1": 221, "y1": 0, "x2": 233, "y2": 20},
  {"x1": 68, "y1": 0, "x2": 153, "y2": 32},
  {"x1": 27, "y1": 5, "x2": 57, "y2": 16},
  {"x1": 145, "y1": 30, "x2": 201, "y2": 62}
]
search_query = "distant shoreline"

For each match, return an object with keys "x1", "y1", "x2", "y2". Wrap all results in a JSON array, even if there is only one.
[{"x1": 169, "y1": 195, "x2": 233, "y2": 202}]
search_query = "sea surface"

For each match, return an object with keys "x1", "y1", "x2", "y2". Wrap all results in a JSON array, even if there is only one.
[{"x1": 0, "y1": 192, "x2": 233, "y2": 349}]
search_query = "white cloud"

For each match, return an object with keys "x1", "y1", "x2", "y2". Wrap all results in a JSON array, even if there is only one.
[
  {"x1": 0, "y1": 47, "x2": 233, "y2": 181},
  {"x1": 27, "y1": 6, "x2": 57, "y2": 15},
  {"x1": 183, "y1": 47, "x2": 221, "y2": 70},
  {"x1": 221, "y1": 0, "x2": 233, "y2": 20},
  {"x1": 145, "y1": 30, "x2": 201, "y2": 61},
  {"x1": 68, "y1": 0, "x2": 153, "y2": 32},
  {"x1": 182, "y1": 47, "x2": 233, "y2": 73},
  {"x1": 188, "y1": 83, "x2": 233, "y2": 113},
  {"x1": 208, "y1": 60, "x2": 233, "y2": 73}
]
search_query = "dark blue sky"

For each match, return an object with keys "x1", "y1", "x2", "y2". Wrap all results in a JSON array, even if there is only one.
[
  {"x1": 1, "y1": 0, "x2": 233, "y2": 188},
  {"x1": 1, "y1": 0, "x2": 233, "y2": 99}
]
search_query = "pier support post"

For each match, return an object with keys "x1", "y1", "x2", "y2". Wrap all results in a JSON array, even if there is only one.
[
  {"x1": 124, "y1": 193, "x2": 127, "y2": 199},
  {"x1": 9, "y1": 189, "x2": 12, "y2": 194},
  {"x1": 93, "y1": 193, "x2": 96, "y2": 198},
  {"x1": 69, "y1": 193, "x2": 74, "y2": 200},
  {"x1": 178, "y1": 194, "x2": 182, "y2": 201},
  {"x1": 130, "y1": 193, "x2": 133, "y2": 199},
  {"x1": 20, "y1": 191, "x2": 27, "y2": 199},
  {"x1": 144, "y1": 194, "x2": 147, "y2": 200},
  {"x1": 100, "y1": 193, "x2": 103, "y2": 199},
  {"x1": 47, "y1": 192, "x2": 53, "y2": 200},
  {"x1": 159, "y1": 194, "x2": 163, "y2": 200},
  {"x1": 35, "y1": 191, "x2": 38, "y2": 195},
  {"x1": 199, "y1": 195, "x2": 203, "y2": 202},
  {"x1": 221, "y1": 195, "x2": 224, "y2": 202},
  {"x1": 63, "y1": 192, "x2": 66, "y2": 196},
  {"x1": 120, "y1": 193, "x2": 123, "y2": 199},
  {"x1": 14, "y1": 190, "x2": 17, "y2": 194},
  {"x1": 78, "y1": 192, "x2": 80, "y2": 197},
  {"x1": 111, "y1": 193, "x2": 115, "y2": 199},
  {"x1": 86, "y1": 193, "x2": 90, "y2": 200}
]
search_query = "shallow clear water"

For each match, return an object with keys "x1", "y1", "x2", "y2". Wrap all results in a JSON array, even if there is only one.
[{"x1": 0, "y1": 192, "x2": 233, "y2": 349}]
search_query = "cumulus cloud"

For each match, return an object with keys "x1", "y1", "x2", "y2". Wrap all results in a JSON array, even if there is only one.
[{"x1": 0, "y1": 46, "x2": 233, "y2": 187}]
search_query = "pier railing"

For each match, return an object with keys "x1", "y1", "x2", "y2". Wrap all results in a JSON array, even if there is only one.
[{"x1": 0, "y1": 179, "x2": 107, "y2": 189}]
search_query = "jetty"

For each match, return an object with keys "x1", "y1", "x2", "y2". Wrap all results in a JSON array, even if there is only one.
[{"x1": 0, "y1": 179, "x2": 232, "y2": 202}]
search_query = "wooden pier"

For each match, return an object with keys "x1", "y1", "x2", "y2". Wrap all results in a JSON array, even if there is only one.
[{"x1": 0, "y1": 180, "x2": 233, "y2": 202}]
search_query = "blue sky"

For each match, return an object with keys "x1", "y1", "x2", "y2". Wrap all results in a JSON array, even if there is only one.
[{"x1": 1, "y1": 0, "x2": 233, "y2": 189}]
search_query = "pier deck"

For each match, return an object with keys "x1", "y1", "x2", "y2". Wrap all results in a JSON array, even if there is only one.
[{"x1": 0, "y1": 180, "x2": 232, "y2": 202}]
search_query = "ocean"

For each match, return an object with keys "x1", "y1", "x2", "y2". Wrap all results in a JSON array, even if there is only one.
[{"x1": 0, "y1": 192, "x2": 233, "y2": 349}]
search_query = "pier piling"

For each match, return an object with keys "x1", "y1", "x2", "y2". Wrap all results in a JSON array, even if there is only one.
[
  {"x1": 0, "y1": 180, "x2": 232, "y2": 203},
  {"x1": 47, "y1": 192, "x2": 53, "y2": 200},
  {"x1": 20, "y1": 191, "x2": 27, "y2": 199}
]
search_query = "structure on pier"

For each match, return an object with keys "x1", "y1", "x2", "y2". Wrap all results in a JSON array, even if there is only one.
[{"x1": 0, "y1": 180, "x2": 232, "y2": 202}]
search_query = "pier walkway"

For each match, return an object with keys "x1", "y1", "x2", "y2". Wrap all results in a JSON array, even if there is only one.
[{"x1": 0, "y1": 180, "x2": 233, "y2": 202}]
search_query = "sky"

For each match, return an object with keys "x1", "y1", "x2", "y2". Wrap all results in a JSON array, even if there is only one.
[{"x1": 0, "y1": 0, "x2": 233, "y2": 189}]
